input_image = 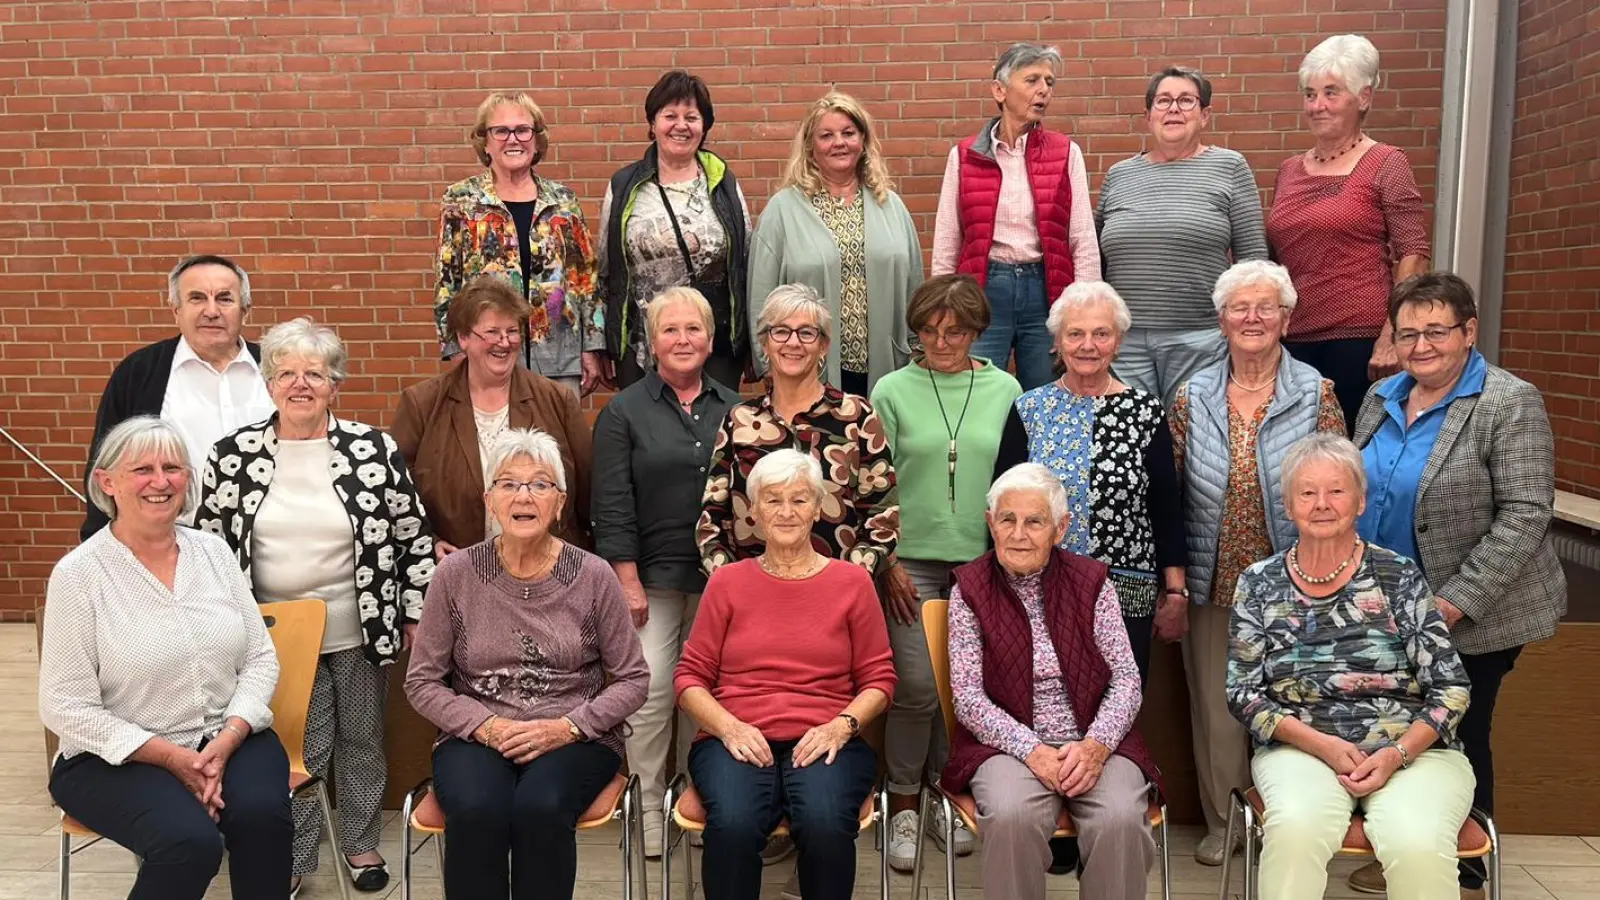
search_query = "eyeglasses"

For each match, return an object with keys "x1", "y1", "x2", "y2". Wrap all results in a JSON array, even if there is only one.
[
  {"x1": 1394, "y1": 324, "x2": 1466, "y2": 347},
  {"x1": 490, "y1": 478, "x2": 560, "y2": 497},
  {"x1": 1224, "y1": 304, "x2": 1289, "y2": 320},
  {"x1": 470, "y1": 326, "x2": 522, "y2": 345},
  {"x1": 272, "y1": 370, "x2": 330, "y2": 388},
  {"x1": 1152, "y1": 95, "x2": 1202, "y2": 112},
  {"x1": 916, "y1": 325, "x2": 975, "y2": 345},
  {"x1": 764, "y1": 325, "x2": 823, "y2": 345},
  {"x1": 486, "y1": 125, "x2": 537, "y2": 143}
]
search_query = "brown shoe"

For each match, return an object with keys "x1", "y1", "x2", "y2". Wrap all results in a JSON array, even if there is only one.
[
  {"x1": 1348, "y1": 861, "x2": 1386, "y2": 894},
  {"x1": 1460, "y1": 889, "x2": 1487, "y2": 900}
]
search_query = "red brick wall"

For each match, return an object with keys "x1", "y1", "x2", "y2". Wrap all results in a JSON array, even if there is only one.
[
  {"x1": 1503, "y1": 0, "x2": 1600, "y2": 498},
  {"x1": 0, "y1": 1, "x2": 1449, "y2": 616}
]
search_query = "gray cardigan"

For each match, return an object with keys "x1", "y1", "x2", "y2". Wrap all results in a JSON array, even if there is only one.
[
  {"x1": 1353, "y1": 365, "x2": 1567, "y2": 654},
  {"x1": 747, "y1": 185, "x2": 920, "y2": 390}
]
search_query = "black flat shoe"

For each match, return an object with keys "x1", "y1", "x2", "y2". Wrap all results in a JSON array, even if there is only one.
[
  {"x1": 344, "y1": 858, "x2": 390, "y2": 892},
  {"x1": 1047, "y1": 836, "x2": 1080, "y2": 876}
]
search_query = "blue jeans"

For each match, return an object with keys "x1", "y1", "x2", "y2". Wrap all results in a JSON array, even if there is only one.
[
  {"x1": 689, "y1": 736, "x2": 876, "y2": 900},
  {"x1": 972, "y1": 261, "x2": 1056, "y2": 389},
  {"x1": 1283, "y1": 337, "x2": 1374, "y2": 436}
]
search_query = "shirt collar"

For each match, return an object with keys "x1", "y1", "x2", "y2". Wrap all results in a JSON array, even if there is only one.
[
  {"x1": 646, "y1": 369, "x2": 740, "y2": 406},
  {"x1": 1376, "y1": 347, "x2": 1488, "y2": 404},
  {"x1": 989, "y1": 121, "x2": 1030, "y2": 154},
  {"x1": 173, "y1": 335, "x2": 258, "y2": 374},
  {"x1": 756, "y1": 382, "x2": 843, "y2": 418}
]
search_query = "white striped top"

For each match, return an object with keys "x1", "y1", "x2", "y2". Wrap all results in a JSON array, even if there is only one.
[
  {"x1": 39, "y1": 527, "x2": 278, "y2": 764},
  {"x1": 1095, "y1": 147, "x2": 1269, "y2": 329}
]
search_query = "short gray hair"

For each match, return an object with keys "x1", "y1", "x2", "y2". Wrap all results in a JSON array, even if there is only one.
[
  {"x1": 1299, "y1": 34, "x2": 1381, "y2": 96},
  {"x1": 986, "y1": 463, "x2": 1068, "y2": 523},
  {"x1": 1212, "y1": 260, "x2": 1299, "y2": 312},
  {"x1": 755, "y1": 283, "x2": 833, "y2": 341},
  {"x1": 645, "y1": 286, "x2": 715, "y2": 343},
  {"x1": 260, "y1": 317, "x2": 350, "y2": 385},
  {"x1": 88, "y1": 415, "x2": 198, "y2": 521},
  {"x1": 994, "y1": 43, "x2": 1062, "y2": 83},
  {"x1": 168, "y1": 254, "x2": 252, "y2": 311},
  {"x1": 484, "y1": 428, "x2": 567, "y2": 492},
  {"x1": 1046, "y1": 281, "x2": 1132, "y2": 337},
  {"x1": 1281, "y1": 432, "x2": 1368, "y2": 499},
  {"x1": 747, "y1": 448, "x2": 825, "y2": 504}
]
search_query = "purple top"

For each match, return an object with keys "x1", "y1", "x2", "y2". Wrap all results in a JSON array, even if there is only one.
[
  {"x1": 948, "y1": 570, "x2": 1142, "y2": 760},
  {"x1": 404, "y1": 540, "x2": 649, "y2": 757}
]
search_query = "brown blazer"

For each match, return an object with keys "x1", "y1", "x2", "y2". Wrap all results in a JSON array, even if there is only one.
[{"x1": 392, "y1": 362, "x2": 593, "y2": 551}]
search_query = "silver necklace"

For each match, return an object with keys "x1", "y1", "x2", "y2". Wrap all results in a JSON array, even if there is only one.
[
  {"x1": 1288, "y1": 538, "x2": 1362, "y2": 585},
  {"x1": 1228, "y1": 371, "x2": 1277, "y2": 393}
]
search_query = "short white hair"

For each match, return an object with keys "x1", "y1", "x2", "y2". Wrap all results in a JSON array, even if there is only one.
[
  {"x1": 1046, "y1": 281, "x2": 1132, "y2": 337},
  {"x1": 88, "y1": 415, "x2": 198, "y2": 521},
  {"x1": 1299, "y1": 34, "x2": 1381, "y2": 96},
  {"x1": 746, "y1": 448, "x2": 825, "y2": 504},
  {"x1": 1212, "y1": 260, "x2": 1299, "y2": 312},
  {"x1": 484, "y1": 428, "x2": 567, "y2": 492},
  {"x1": 986, "y1": 463, "x2": 1068, "y2": 523},
  {"x1": 755, "y1": 283, "x2": 833, "y2": 341},
  {"x1": 1281, "y1": 432, "x2": 1367, "y2": 498},
  {"x1": 260, "y1": 317, "x2": 349, "y2": 385}
]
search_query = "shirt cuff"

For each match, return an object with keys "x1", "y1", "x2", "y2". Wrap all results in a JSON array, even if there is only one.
[
  {"x1": 101, "y1": 723, "x2": 159, "y2": 766},
  {"x1": 224, "y1": 696, "x2": 276, "y2": 737}
]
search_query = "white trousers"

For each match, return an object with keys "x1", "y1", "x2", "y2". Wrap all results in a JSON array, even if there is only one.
[{"x1": 622, "y1": 588, "x2": 700, "y2": 836}]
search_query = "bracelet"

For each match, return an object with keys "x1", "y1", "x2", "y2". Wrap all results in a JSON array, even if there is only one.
[
  {"x1": 222, "y1": 722, "x2": 248, "y2": 741},
  {"x1": 1391, "y1": 743, "x2": 1411, "y2": 769},
  {"x1": 836, "y1": 713, "x2": 860, "y2": 737}
]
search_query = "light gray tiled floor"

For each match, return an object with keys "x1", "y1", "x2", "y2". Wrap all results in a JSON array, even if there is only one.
[{"x1": 3, "y1": 624, "x2": 1597, "y2": 899}]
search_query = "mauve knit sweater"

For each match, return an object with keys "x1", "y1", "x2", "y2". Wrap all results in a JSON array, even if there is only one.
[{"x1": 405, "y1": 540, "x2": 649, "y2": 757}]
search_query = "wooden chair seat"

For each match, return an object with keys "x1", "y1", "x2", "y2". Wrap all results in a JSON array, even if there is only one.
[
  {"x1": 942, "y1": 785, "x2": 1165, "y2": 838},
  {"x1": 60, "y1": 815, "x2": 96, "y2": 838},
  {"x1": 410, "y1": 772, "x2": 630, "y2": 835},
  {"x1": 670, "y1": 784, "x2": 877, "y2": 836},
  {"x1": 1242, "y1": 787, "x2": 1492, "y2": 858}
]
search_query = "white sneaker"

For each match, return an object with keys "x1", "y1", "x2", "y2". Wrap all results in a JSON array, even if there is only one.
[
  {"x1": 929, "y1": 803, "x2": 976, "y2": 857},
  {"x1": 887, "y1": 809, "x2": 921, "y2": 872}
]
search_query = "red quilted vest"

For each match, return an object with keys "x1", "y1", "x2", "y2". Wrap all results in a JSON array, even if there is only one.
[
  {"x1": 954, "y1": 120, "x2": 1077, "y2": 304},
  {"x1": 941, "y1": 549, "x2": 1163, "y2": 796}
]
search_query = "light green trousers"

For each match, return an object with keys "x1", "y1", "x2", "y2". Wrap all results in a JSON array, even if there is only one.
[{"x1": 1252, "y1": 744, "x2": 1475, "y2": 900}]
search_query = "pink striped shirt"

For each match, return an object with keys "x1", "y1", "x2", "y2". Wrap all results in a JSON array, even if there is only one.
[{"x1": 931, "y1": 126, "x2": 1101, "y2": 282}]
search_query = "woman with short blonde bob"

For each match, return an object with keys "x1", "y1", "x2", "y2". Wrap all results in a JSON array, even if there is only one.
[{"x1": 748, "y1": 92, "x2": 921, "y2": 394}]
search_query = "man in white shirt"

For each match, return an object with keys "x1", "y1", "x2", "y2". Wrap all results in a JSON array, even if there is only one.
[{"x1": 81, "y1": 255, "x2": 276, "y2": 538}]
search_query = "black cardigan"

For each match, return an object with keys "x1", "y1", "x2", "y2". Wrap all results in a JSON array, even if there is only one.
[{"x1": 80, "y1": 336, "x2": 262, "y2": 540}]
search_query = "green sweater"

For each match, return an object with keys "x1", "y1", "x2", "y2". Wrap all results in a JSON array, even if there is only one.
[{"x1": 871, "y1": 359, "x2": 1022, "y2": 562}]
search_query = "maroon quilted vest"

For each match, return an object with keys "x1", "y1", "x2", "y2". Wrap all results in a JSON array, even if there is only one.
[
  {"x1": 954, "y1": 120, "x2": 1077, "y2": 304},
  {"x1": 941, "y1": 549, "x2": 1164, "y2": 796}
]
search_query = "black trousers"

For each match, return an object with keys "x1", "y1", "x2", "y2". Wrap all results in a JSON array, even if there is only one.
[
  {"x1": 432, "y1": 737, "x2": 621, "y2": 900},
  {"x1": 1122, "y1": 613, "x2": 1155, "y2": 690},
  {"x1": 49, "y1": 730, "x2": 292, "y2": 900},
  {"x1": 1283, "y1": 337, "x2": 1377, "y2": 434},
  {"x1": 1457, "y1": 646, "x2": 1522, "y2": 890}
]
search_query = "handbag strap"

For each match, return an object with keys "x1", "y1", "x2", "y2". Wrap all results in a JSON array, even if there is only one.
[{"x1": 654, "y1": 179, "x2": 700, "y2": 283}]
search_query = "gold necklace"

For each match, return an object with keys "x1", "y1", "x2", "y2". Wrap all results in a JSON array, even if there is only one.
[
  {"x1": 758, "y1": 551, "x2": 825, "y2": 580},
  {"x1": 497, "y1": 537, "x2": 561, "y2": 599}
]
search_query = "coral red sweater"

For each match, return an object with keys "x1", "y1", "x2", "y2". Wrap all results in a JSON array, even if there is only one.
[{"x1": 674, "y1": 558, "x2": 898, "y2": 742}]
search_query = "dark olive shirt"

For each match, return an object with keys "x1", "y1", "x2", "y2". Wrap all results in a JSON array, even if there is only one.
[{"x1": 590, "y1": 370, "x2": 741, "y2": 593}]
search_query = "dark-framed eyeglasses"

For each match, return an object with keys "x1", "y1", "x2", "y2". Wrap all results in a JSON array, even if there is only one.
[
  {"x1": 1152, "y1": 95, "x2": 1202, "y2": 112},
  {"x1": 764, "y1": 325, "x2": 823, "y2": 345},
  {"x1": 486, "y1": 125, "x2": 537, "y2": 143}
]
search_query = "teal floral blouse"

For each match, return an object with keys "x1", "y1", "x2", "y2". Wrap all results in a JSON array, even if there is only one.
[{"x1": 1226, "y1": 544, "x2": 1471, "y2": 753}]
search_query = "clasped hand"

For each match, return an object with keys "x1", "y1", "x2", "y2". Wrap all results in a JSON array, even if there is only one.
[
  {"x1": 483, "y1": 717, "x2": 577, "y2": 764},
  {"x1": 1026, "y1": 739, "x2": 1109, "y2": 798},
  {"x1": 1316, "y1": 735, "x2": 1402, "y2": 797}
]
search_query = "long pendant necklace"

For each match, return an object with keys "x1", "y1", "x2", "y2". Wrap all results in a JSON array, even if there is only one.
[
  {"x1": 1288, "y1": 538, "x2": 1362, "y2": 585},
  {"x1": 929, "y1": 362, "x2": 977, "y2": 512}
]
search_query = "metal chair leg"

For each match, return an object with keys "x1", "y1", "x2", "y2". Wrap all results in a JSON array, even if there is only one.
[
  {"x1": 1158, "y1": 803, "x2": 1172, "y2": 900},
  {"x1": 315, "y1": 782, "x2": 354, "y2": 900},
  {"x1": 400, "y1": 790, "x2": 414, "y2": 900},
  {"x1": 876, "y1": 786, "x2": 889, "y2": 900},
  {"x1": 662, "y1": 776, "x2": 680, "y2": 900},
  {"x1": 622, "y1": 777, "x2": 634, "y2": 900},
  {"x1": 1471, "y1": 807, "x2": 1502, "y2": 900},
  {"x1": 908, "y1": 788, "x2": 928, "y2": 900},
  {"x1": 1240, "y1": 794, "x2": 1259, "y2": 900},
  {"x1": 434, "y1": 834, "x2": 445, "y2": 885},
  {"x1": 58, "y1": 820, "x2": 70, "y2": 900},
  {"x1": 1219, "y1": 792, "x2": 1239, "y2": 900},
  {"x1": 941, "y1": 795, "x2": 958, "y2": 900}
]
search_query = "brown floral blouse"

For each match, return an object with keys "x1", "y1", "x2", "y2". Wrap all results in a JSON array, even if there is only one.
[
  {"x1": 1170, "y1": 379, "x2": 1345, "y2": 605},
  {"x1": 696, "y1": 385, "x2": 899, "y2": 576}
]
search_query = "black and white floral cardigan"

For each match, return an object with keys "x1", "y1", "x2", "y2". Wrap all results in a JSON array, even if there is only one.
[{"x1": 197, "y1": 413, "x2": 436, "y2": 666}]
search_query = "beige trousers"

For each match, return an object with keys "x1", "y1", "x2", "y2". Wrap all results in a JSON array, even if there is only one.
[
  {"x1": 1181, "y1": 601, "x2": 1253, "y2": 833},
  {"x1": 622, "y1": 588, "x2": 700, "y2": 837}
]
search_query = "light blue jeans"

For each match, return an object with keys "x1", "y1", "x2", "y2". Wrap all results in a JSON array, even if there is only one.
[{"x1": 971, "y1": 261, "x2": 1055, "y2": 390}]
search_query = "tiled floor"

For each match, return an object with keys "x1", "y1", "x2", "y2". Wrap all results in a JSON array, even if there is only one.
[{"x1": 2, "y1": 623, "x2": 1597, "y2": 899}]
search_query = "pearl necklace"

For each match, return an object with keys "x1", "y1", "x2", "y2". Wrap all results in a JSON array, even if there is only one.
[
  {"x1": 1288, "y1": 538, "x2": 1362, "y2": 585},
  {"x1": 1228, "y1": 371, "x2": 1277, "y2": 393}
]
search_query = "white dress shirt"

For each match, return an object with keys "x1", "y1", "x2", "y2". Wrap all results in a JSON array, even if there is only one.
[
  {"x1": 161, "y1": 336, "x2": 276, "y2": 485},
  {"x1": 38, "y1": 528, "x2": 279, "y2": 764}
]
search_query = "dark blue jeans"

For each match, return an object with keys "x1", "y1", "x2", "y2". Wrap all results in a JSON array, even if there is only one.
[
  {"x1": 971, "y1": 261, "x2": 1055, "y2": 389},
  {"x1": 49, "y1": 730, "x2": 292, "y2": 900},
  {"x1": 1283, "y1": 337, "x2": 1376, "y2": 435},
  {"x1": 432, "y1": 737, "x2": 621, "y2": 900},
  {"x1": 1457, "y1": 646, "x2": 1522, "y2": 890},
  {"x1": 689, "y1": 736, "x2": 875, "y2": 900}
]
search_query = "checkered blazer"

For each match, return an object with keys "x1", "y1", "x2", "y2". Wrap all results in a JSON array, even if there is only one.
[{"x1": 1354, "y1": 364, "x2": 1568, "y2": 654}]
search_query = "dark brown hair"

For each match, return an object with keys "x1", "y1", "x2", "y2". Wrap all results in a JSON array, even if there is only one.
[
  {"x1": 1144, "y1": 66, "x2": 1213, "y2": 110},
  {"x1": 906, "y1": 274, "x2": 992, "y2": 336},
  {"x1": 447, "y1": 275, "x2": 531, "y2": 342},
  {"x1": 1388, "y1": 272, "x2": 1477, "y2": 328},
  {"x1": 645, "y1": 70, "x2": 714, "y2": 147}
]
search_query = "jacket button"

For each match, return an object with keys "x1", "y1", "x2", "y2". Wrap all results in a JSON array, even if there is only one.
[{"x1": 1417, "y1": 523, "x2": 1429, "y2": 533}]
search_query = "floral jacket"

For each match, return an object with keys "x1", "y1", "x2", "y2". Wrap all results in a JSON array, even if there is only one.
[
  {"x1": 198, "y1": 414, "x2": 436, "y2": 666},
  {"x1": 433, "y1": 171, "x2": 603, "y2": 361},
  {"x1": 696, "y1": 385, "x2": 899, "y2": 576},
  {"x1": 1226, "y1": 544, "x2": 1471, "y2": 753}
]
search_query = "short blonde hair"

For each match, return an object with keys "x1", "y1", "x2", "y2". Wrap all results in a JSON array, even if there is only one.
[
  {"x1": 778, "y1": 92, "x2": 893, "y2": 205},
  {"x1": 260, "y1": 317, "x2": 349, "y2": 385},
  {"x1": 755, "y1": 283, "x2": 833, "y2": 342},
  {"x1": 1046, "y1": 282, "x2": 1132, "y2": 337},
  {"x1": 1299, "y1": 34, "x2": 1381, "y2": 97},
  {"x1": 88, "y1": 416, "x2": 197, "y2": 521},
  {"x1": 484, "y1": 429, "x2": 567, "y2": 492},
  {"x1": 472, "y1": 92, "x2": 549, "y2": 167},
  {"x1": 645, "y1": 286, "x2": 715, "y2": 343}
]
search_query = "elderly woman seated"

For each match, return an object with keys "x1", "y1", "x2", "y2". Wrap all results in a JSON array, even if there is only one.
[
  {"x1": 675, "y1": 448, "x2": 897, "y2": 900},
  {"x1": 942, "y1": 463, "x2": 1160, "y2": 900},
  {"x1": 1227, "y1": 432, "x2": 1473, "y2": 900},
  {"x1": 405, "y1": 429, "x2": 649, "y2": 900},
  {"x1": 40, "y1": 417, "x2": 287, "y2": 900}
]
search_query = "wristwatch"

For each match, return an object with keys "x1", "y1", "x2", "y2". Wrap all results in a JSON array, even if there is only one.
[
  {"x1": 563, "y1": 716, "x2": 583, "y2": 741},
  {"x1": 836, "y1": 713, "x2": 860, "y2": 737},
  {"x1": 1164, "y1": 587, "x2": 1190, "y2": 600}
]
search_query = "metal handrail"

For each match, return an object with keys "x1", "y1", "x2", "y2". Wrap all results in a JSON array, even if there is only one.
[{"x1": 0, "y1": 426, "x2": 85, "y2": 504}]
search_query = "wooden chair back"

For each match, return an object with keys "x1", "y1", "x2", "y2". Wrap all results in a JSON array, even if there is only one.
[
  {"x1": 920, "y1": 599, "x2": 958, "y2": 743},
  {"x1": 259, "y1": 599, "x2": 326, "y2": 778}
]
